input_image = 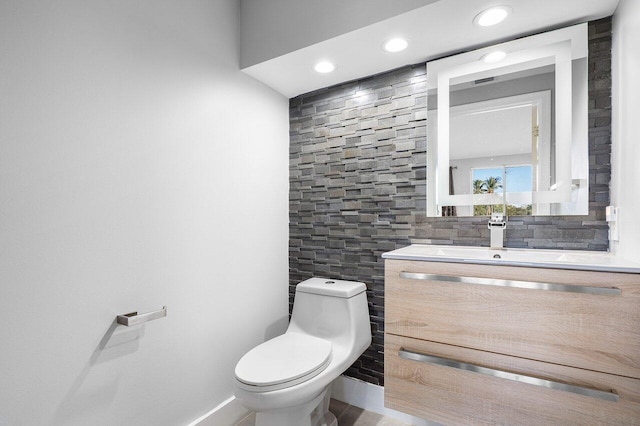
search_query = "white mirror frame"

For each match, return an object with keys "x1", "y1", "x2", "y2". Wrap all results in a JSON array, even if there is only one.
[{"x1": 426, "y1": 23, "x2": 588, "y2": 217}]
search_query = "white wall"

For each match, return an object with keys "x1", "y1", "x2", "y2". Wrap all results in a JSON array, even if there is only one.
[
  {"x1": 0, "y1": 1, "x2": 289, "y2": 425},
  {"x1": 611, "y1": 0, "x2": 640, "y2": 256},
  {"x1": 239, "y1": 0, "x2": 438, "y2": 68}
]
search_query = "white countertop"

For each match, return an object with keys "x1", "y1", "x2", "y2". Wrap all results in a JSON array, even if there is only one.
[{"x1": 382, "y1": 244, "x2": 640, "y2": 273}]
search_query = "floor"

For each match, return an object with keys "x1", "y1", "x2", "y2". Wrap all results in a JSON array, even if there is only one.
[{"x1": 235, "y1": 398, "x2": 410, "y2": 426}]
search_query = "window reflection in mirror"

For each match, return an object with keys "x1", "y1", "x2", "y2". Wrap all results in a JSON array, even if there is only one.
[{"x1": 468, "y1": 165, "x2": 533, "y2": 216}]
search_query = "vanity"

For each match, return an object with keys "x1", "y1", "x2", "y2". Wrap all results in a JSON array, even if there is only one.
[
  {"x1": 382, "y1": 245, "x2": 640, "y2": 425},
  {"x1": 379, "y1": 16, "x2": 638, "y2": 424}
]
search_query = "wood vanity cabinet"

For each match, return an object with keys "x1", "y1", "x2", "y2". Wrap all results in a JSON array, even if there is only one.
[{"x1": 384, "y1": 259, "x2": 640, "y2": 425}]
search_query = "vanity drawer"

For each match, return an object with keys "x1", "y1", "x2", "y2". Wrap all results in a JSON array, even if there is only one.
[
  {"x1": 385, "y1": 334, "x2": 640, "y2": 426},
  {"x1": 385, "y1": 259, "x2": 640, "y2": 378}
]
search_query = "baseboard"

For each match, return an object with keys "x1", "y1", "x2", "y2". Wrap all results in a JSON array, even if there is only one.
[
  {"x1": 186, "y1": 396, "x2": 250, "y2": 426},
  {"x1": 187, "y1": 376, "x2": 434, "y2": 426},
  {"x1": 331, "y1": 375, "x2": 435, "y2": 426}
]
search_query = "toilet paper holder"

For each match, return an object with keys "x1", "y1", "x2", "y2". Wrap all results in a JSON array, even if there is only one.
[{"x1": 117, "y1": 306, "x2": 167, "y2": 326}]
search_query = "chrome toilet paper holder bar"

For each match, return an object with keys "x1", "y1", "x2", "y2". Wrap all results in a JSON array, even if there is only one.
[{"x1": 117, "y1": 306, "x2": 167, "y2": 326}]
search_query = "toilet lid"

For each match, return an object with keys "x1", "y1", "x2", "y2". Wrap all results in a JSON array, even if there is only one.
[{"x1": 235, "y1": 332, "x2": 332, "y2": 388}]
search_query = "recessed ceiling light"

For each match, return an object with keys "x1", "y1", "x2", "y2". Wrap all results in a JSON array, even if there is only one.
[
  {"x1": 383, "y1": 38, "x2": 408, "y2": 53},
  {"x1": 473, "y1": 6, "x2": 512, "y2": 27},
  {"x1": 481, "y1": 51, "x2": 507, "y2": 64},
  {"x1": 314, "y1": 61, "x2": 335, "y2": 73}
]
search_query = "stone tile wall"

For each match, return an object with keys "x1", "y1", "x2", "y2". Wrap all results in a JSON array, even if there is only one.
[{"x1": 288, "y1": 18, "x2": 612, "y2": 386}]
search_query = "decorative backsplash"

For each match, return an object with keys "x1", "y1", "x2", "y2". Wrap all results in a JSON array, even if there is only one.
[{"x1": 288, "y1": 18, "x2": 612, "y2": 386}]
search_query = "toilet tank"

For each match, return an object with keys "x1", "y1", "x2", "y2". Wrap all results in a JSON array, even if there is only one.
[
  {"x1": 288, "y1": 277, "x2": 371, "y2": 349},
  {"x1": 295, "y1": 277, "x2": 366, "y2": 298}
]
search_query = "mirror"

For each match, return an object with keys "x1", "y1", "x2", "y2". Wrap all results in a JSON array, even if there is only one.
[{"x1": 426, "y1": 24, "x2": 588, "y2": 217}]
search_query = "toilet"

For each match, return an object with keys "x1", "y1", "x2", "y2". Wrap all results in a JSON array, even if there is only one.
[{"x1": 234, "y1": 277, "x2": 371, "y2": 426}]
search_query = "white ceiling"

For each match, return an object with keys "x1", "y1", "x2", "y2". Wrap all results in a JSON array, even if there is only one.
[
  {"x1": 241, "y1": 0, "x2": 620, "y2": 98},
  {"x1": 451, "y1": 105, "x2": 532, "y2": 160},
  {"x1": 239, "y1": 0, "x2": 439, "y2": 68}
]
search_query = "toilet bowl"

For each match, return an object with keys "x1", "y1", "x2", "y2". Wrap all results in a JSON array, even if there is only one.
[{"x1": 234, "y1": 277, "x2": 371, "y2": 426}]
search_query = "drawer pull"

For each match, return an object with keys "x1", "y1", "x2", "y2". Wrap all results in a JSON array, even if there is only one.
[
  {"x1": 398, "y1": 348, "x2": 619, "y2": 402},
  {"x1": 399, "y1": 272, "x2": 621, "y2": 296}
]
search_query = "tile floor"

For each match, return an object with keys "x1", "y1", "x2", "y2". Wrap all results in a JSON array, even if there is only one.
[{"x1": 235, "y1": 398, "x2": 410, "y2": 426}]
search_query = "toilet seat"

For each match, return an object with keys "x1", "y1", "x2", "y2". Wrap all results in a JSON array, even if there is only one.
[{"x1": 235, "y1": 332, "x2": 332, "y2": 392}]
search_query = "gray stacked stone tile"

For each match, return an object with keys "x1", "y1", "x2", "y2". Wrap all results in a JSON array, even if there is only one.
[{"x1": 289, "y1": 18, "x2": 612, "y2": 386}]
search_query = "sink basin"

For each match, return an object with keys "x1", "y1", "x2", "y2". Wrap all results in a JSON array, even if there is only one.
[
  {"x1": 435, "y1": 246, "x2": 586, "y2": 262},
  {"x1": 381, "y1": 244, "x2": 640, "y2": 273},
  {"x1": 405, "y1": 245, "x2": 574, "y2": 262}
]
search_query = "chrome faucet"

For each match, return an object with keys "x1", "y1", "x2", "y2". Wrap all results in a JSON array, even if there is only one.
[{"x1": 488, "y1": 213, "x2": 507, "y2": 249}]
